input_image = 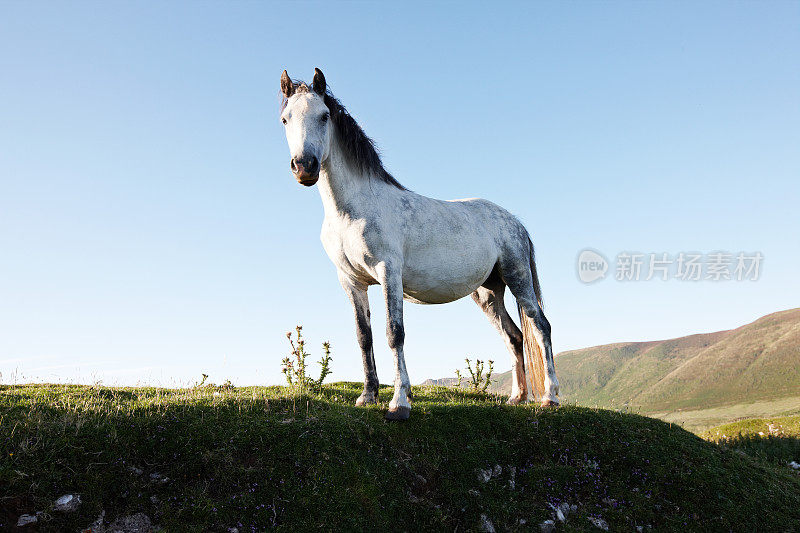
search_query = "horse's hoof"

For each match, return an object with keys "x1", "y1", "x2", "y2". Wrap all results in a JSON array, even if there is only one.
[
  {"x1": 384, "y1": 406, "x2": 411, "y2": 421},
  {"x1": 355, "y1": 394, "x2": 378, "y2": 407},
  {"x1": 540, "y1": 399, "x2": 560, "y2": 408},
  {"x1": 507, "y1": 395, "x2": 526, "y2": 406}
]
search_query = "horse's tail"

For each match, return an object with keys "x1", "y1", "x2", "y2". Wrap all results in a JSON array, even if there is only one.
[{"x1": 518, "y1": 236, "x2": 546, "y2": 401}]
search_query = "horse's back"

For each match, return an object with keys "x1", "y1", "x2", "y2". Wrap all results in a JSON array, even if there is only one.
[{"x1": 446, "y1": 197, "x2": 530, "y2": 248}]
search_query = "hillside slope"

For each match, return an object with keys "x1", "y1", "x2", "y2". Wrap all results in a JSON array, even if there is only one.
[
  {"x1": 702, "y1": 415, "x2": 800, "y2": 472},
  {"x1": 2, "y1": 383, "x2": 800, "y2": 531},
  {"x1": 636, "y1": 309, "x2": 800, "y2": 410},
  {"x1": 483, "y1": 308, "x2": 800, "y2": 413}
]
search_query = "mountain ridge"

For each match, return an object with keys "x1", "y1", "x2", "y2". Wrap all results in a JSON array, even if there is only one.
[{"x1": 422, "y1": 308, "x2": 800, "y2": 415}]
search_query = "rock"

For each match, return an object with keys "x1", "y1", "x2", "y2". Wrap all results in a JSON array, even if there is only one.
[
  {"x1": 149, "y1": 473, "x2": 169, "y2": 484},
  {"x1": 547, "y1": 500, "x2": 571, "y2": 520},
  {"x1": 540, "y1": 519, "x2": 556, "y2": 532},
  {"x1": 54, "y1": 493, "x2": 81, "y2": 512},
  {"x1": 636, "y1": 527, "x2": 644, "y2": 532},
  {"x1": 228, "y1": 529, "x2": 239, "y2": 533},
  {"x1": 588, "y1": 516, "x2": 609, "y2": 530},
  {"x1": 107, "y1": 513, "x2": 152, "y2": 533},
  {"x1": 789, "y1": 461, "x2": 800, "y2": 470},
  {"x1": 127, "y1": 465, "x2": 143, "y2": 476},
  {"x1": 17, "y1": 514, "x2": 38, "y2": 527},
  {"x1": 479, "y1": 514, "x2": 496, "y2": 533},
  {"x1": 477, "y1": 465, "x2": 505, "y2": 483},
  {"x1": 476, "y1": 468, "x2": 492, "y2": 483},
  {"x1": 570, "y1": 504, "x2": 578, "y2": 513}
]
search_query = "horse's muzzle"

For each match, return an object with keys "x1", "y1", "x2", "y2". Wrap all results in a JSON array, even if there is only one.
[{"x1": 291, "y1": 156, "x2": 319, "y2": 187}]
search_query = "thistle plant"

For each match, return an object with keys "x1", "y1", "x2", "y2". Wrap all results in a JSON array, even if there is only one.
[
  {"x1": 282, "y1": 326, "x2": 333, "y2": 394},
  {"x1": 459, "y1": 358, "x2": 494, "y2": 393},
  {"x1": 317, "y1": 341, "x2": 333, "y2": 388}
]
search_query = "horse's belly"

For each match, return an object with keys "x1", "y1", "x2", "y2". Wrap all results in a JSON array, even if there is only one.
[{"x1": 401, "y1": 251, "x2": 495, "y2": 304}]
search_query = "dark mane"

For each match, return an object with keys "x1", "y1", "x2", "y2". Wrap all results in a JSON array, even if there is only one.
[{"x1": 281, "y1": 81, "x2": 406, "y2": 191}]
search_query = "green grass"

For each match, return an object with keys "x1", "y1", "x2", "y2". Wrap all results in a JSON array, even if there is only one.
[
  {"x1": 2, "y1": 383, "x2": 800, "y2": 532},
  {"x1": 704, "y1": 414, "x2": 800, "y2": 439},
  {"x1": 702, "y1": 415, "x2": 800, "y2": 470},
  {"x1": 650, "y1": 395, "x2": 800, "y2": 432}
]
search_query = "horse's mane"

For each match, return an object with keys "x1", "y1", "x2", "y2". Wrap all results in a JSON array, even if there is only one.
[{"x1": 281, "y1": 82, "x2": 406, "y2": 191}]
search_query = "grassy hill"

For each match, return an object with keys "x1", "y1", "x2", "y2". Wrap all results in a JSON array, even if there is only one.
[
  {"x1": 651, "y1": 395, "x2": 800, "y2": 432},
  {"x1": 2, "y1": 383, "x2": 800, "y2": 531},
  {"x1": 704, "y1": 414, "x2": 800, "y2": 442},
  {"x1": 482, "y1": 309, "x2": 800, "y2": 419},
  {"x1": 702, "y1": 415, "x2": 800, "y2": 474}
]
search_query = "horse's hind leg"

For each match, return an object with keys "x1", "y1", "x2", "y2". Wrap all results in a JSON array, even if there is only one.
[
  {"x1": 471, "y1": 272, "x2": 528, "y2": 404},
  {"x1": 499, "y1": 254, "x2": 560, "y2": 406}
]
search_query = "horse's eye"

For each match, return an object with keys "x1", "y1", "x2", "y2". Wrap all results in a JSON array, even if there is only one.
[
  {"x1": 322, "y1": 113, "x2": 329, "y2": 123},
  {"x1": 281, "y1": 117, "x2": 287, "y2": 125}
]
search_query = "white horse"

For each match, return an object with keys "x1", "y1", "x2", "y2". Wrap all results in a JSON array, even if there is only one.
[{"x1": 279, "y1": 68, "x2": 559, "y2": 420}]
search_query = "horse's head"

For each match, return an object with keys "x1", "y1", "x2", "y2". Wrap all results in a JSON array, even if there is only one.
[{"x1": 280, "y1": 68, "x2": 330, "y2": 187}]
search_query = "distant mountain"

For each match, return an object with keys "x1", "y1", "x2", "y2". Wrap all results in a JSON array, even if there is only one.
[
  {"x1": 419, "y1": 377, "x2": 459, "y2": 387},
  {"x1": 555, "y1": 308, "x2": 800, "y2": 412},
  {"x1": 423, "y1": 309, "x2": 800, "y2": 414}
]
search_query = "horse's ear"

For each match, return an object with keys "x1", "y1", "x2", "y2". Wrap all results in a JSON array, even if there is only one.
[
  {"x1": 281, "y1": 70, "x2": 295, "y2": 98},
  {"x1": 312, "y1": 68, "x2": 326, "y2": 96}
]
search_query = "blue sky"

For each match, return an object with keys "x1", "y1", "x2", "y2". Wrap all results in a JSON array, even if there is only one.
[{"x1": 1, "y1": 2, "x2": 798, "y2": 387}]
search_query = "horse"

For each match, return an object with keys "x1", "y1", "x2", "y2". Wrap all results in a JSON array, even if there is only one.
[{"x1": 279, "y1": 68, "x2": 559, "y2": 420}]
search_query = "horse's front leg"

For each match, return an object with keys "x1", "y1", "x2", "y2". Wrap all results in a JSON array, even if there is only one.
[
  {"x1": 339, "y1": 274, "x2": 379, "y2": 406},
  {"x1": 378, "y1": 263, "x2": 411, "y2": 421}
]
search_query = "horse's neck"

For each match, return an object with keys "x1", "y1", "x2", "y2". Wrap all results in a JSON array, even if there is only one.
[{"x1": 317, "y1": 141, "x2": 391, "y2": 219}]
